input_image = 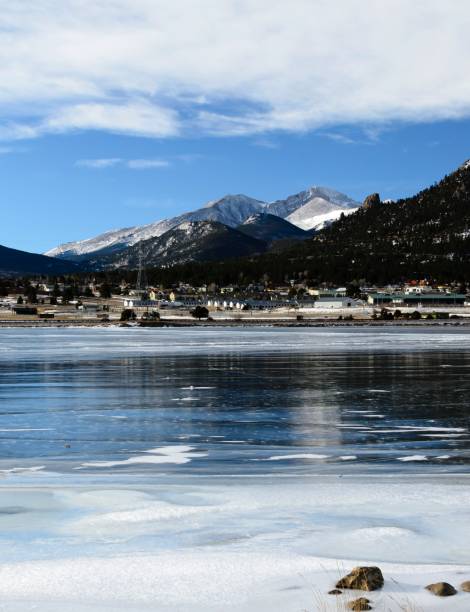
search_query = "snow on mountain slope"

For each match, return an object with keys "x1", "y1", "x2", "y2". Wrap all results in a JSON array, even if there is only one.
[
  {"x1": 88, "y1": 220, "x2": 266, "y2": 270},
  {"x1": 200, "y1": 195, "x2": 266, "y2": 225},
  {"x1": 45, "y1": 225, "x2": 145, "y2": 260},
  {"x1": 286, "y1": 201, "x2": 358, "y2": 230},
  {"x1": 266, "y1": 186, "x2": 358, "y2": 220},
  {"x1": 46, "y1": 195, "x2": 265, "y2": 261},
  {"x1": 45, "y1": 188, "x2": 358, "y2": 260}
]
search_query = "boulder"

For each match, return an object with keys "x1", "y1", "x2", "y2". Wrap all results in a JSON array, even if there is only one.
[
  {"x1": 347, "y1": 597, "x2": 372, "y2": 611},
  {"x1": 328, "y1": 589, "x2": 342, "y2": 595},
  {"x1": 461, "y1": 580, "x2": 470, "y2": 592},
  {"x1": 336, "y1": 566, "x2": 384, "y2": 591},
  {"x1": 425, "y1": 582, "x2": 457, "y2": 596}
]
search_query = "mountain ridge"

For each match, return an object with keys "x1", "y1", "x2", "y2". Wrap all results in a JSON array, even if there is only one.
[
  {"x1": 86, "y1": 159, "x2": 470, "y2": 285},
  {"x1": 237, "y1": 213, "x2": 310, "y2": 243},
  {"x1": 0, "y1": 244, "x2": 79, "y2": 277},
  {"x1": 85, "y1": 220, "x2": 267, "y2": 270},
  {"x1": 45, "y1": 186, "x2": 359, "y2": 261},
  {"x1": 231, "y1": 159, "x2": 470, "y2": 284}
]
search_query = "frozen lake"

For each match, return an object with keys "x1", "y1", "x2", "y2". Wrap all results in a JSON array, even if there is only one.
[{"x1": 1, "y1": 327, "x2": 470, "y2": 610}]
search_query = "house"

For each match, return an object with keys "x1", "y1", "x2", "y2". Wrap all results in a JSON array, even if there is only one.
[
  {"x1": 308, "y1": 288, "x2": 348, "y2": 298},
  {"x1": 403, "y1": 285, "x2": 433, "y2": 295}
]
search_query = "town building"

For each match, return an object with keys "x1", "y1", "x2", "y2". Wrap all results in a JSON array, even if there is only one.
[
  {"x1": 314, "y1": 297, "x2": 360, "y2": 309},
  {"x1": 367, "y1": 293, "x2": 466, "y2": 306}
]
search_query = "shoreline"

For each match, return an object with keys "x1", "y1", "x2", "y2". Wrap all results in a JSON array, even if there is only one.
[{"x1": 2, "y1": 317, "x2": 470, "y2": 328}]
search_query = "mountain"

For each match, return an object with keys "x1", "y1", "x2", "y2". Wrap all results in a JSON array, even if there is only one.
[
  {"x1": 108, "y1": 160, "x2": 470, "y2": 287},
  {"x1": 0, "y1": 244, "x2": 79, "y2": 277},
  {"x1": 45, "y1": 188, "x2": 358, "y2": 261},
  {"x1": 234, "y1": 160, "x2": 470, "y2": 285},
  {"x1": 295, "y1": 159, "x2": 470, "y2": 283},
  {"x1": 46, "y1": 195, "x2": 265, "y2": 262},
  {"x1": 266, "y1": 186, "x2": 358, "y2": 230},
  {"x1": 86, "y1": 220, "x2": 266, "y2": 270},
  {"x1": 237, "y1": 213, "x2": 310, "y2": 243}
]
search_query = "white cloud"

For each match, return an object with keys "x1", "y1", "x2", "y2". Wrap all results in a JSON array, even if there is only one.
[
  {"x1": 76, "y1": 158, "x2": 122, "y2": 168},
  {"x1": 127, "y1": 158, "x2": 170, "y2": 169},
  {"x1": 45, "y1": 101, "x2": 179, "y2": 138},
  {"x1": 252, "y1": 139, "x2": 280, "y2": 149},
  {"x1": 76, "y1": 157, "x2": 170, "y2": 169},
  {"x1": 323, "y1": 133, "x2": 357, "y2": 145},
  {"x1": 1, "y1": 1, "x2": 470, "y2": 140}
]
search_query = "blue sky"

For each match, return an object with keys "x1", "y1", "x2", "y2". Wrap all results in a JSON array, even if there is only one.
[
  {"x1": 2, "y1": 1, "x2": 470, "y2": 253},
  {"x1": 2, "y1": 120, "x2": 470, "y2": 254}
]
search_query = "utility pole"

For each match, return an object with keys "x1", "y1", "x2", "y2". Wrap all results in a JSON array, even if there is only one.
[{"x1": 136, "y1": 245, "x2": 147, "y2": 292}]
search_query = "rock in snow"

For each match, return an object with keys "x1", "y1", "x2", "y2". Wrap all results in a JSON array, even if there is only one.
[
  {"x1": 347, "y1": 597, "x2": 372, "y2": 611},
  {"x1": 336, "y1": 566, "x2": 384, "y2": 591},
  {"x1": 425, "y1": 581, "x2": 457, "y2": 596},
  {"x1": 461, "y1": 580, "x2": 470, "y2": 592}
]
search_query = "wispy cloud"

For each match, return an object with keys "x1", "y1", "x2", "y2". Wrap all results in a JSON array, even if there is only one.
[
  {"x1": 76, "y1": 157, "x2": 170, "y2": 170},
  {"x1": 127, "y1": 159, "x2": 170, "y2": 169},
  {"x1": 174, "y1": 153, "x2": 204, "y2": 163},
  {"x1": 76, "y1": 158, "x2": 122, "y2": 168},
  {"x1": 252, "y1": 138, "x2": 280, "y2": 149},
  {"x1": 322, "y1": 125, "x2": 391, "y2": 145},
  {"x1": 2, "y1": 1, "x2": 470, "y2": 140},
  {"x1": 323, "y1": 133, "x2": 357, "y2": 145},
  {"x1": 363, "y1": 125, "x2": 388, "y2": 143}
]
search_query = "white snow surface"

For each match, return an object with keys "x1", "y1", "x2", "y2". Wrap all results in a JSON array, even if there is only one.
[
  {"x1": 0, "y1": 474, "x2": 469, "y2": 611},
  {"x1": 286, "y1": 203, "x2": 358, "y2": 230},
  {"x1": 45, "y1": 187, "x2": 359, "y2": 258}
]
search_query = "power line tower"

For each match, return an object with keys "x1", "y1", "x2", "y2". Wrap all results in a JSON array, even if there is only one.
[{"x1": 136, "y1": 245, "x2": 147, "y2": 292}]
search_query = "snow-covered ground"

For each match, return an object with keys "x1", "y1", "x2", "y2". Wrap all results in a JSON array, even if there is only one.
[{"x1": 0, "y1": 472, "x2": 469, "y2": 611}]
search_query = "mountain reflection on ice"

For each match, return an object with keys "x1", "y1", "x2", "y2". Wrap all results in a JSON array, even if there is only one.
[{"x1": 0, "y1": 327, "x2": 470, "y2": 474}]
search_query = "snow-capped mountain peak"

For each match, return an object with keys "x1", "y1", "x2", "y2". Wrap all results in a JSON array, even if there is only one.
[
  {"x1": 45, "y1": 186, "x2": 359, "y2": 261},
  {"x1": 267, "y1": 185, "x2": 358, "y2": 219},
  {"x1": 196, "y1": 194, "x2": 266, "y2": 225},
  {"x1": 266, "y1": 186, "x2": 358, "y2": 231}
]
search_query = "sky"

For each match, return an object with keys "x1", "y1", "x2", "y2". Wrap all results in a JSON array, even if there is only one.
[{"x1": 2, "y1": 0, "x2": 470, "y2": 253}]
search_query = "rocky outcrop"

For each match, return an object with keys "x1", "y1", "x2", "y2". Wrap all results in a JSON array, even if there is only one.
[
  {"x1": 362, "y1": 193, "x2": 381, "y2": 209},
  {"x1": 347, "y1": 597, "x2": 372, "y2": 611},
  {"x1": 336, "y1": 566, "x2": 384, "y2": 591},
  {"x1": 425, "y1": 582, "x2": 457, "y2": 596}
]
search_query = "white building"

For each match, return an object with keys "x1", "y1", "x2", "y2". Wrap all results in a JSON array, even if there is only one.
[
  {"x1": 314, "y1": 297, "x2": 359, "y2": 309},
  {"x1": 403, "y1": 285, "x2": 433, "y2": 295}
]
